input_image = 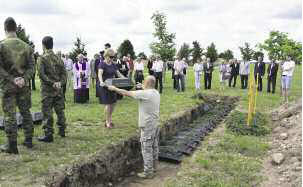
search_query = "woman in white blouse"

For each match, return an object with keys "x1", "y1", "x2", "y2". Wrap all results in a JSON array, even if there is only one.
[{"x1": 134, "y1": 58, "x2": 145, "y2": 85}]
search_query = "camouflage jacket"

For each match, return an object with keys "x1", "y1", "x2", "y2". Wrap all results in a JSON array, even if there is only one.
[
  {"x1": 38, "y1": 49, "x2": 67, "y2": 98},
  {"x1": 0, "y1": 33, "x2": 34, "y2": 92}
]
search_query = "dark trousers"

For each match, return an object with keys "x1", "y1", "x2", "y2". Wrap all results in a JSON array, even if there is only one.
[
  {"x1": 173, "y1": 75, "x2": 178, "y2": 89},
  {"x1": 62, "y1": 84, "x2": 67, "y2": 99},
  {"x1": 204, "y1": 73, "x2": 212, "y2": 89},
  {"x1": 172, "y1": 70, "x2": 177, "y2": 89},
  {"x1": 267, "y1": 76, "x2": 277, "y2": 93},
  {"x1": 29, "y1": 73, "x2": 36, "y2": 90},
  {"x1": 240, "y1": 75, "x2": 248, "y2": 89},
  {"x1": 255, "y1": 75, "x2": 263, "y2": 91},
  {"x1": 134, "y1": 70, "x2": 144, "y2": 84},
  {"x1": 148, "y1": 69, "x2": 154, "y2": 76},
  {"x1": 229, "y1": 74, "x2": 238, "y2": 87},
  {"x1": 175, "y1": 74, "x2": 185, "y2": 92},
  {"x1": 154, "y1": 72, "x2": 163, "y2": 93}
]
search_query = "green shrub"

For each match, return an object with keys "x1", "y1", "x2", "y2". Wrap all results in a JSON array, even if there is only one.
[{"x1": 225, "y1": 111, "x2": 269, "y2": 136}]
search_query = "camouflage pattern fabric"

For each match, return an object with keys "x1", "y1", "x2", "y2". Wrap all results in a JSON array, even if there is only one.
[
  {"x1": 0, "y1": 33, "x2": 34, "y2": 141},
  {"x1": 38, "y1": 49, "x2": 67, "y2": 135},
  {"x1": 41, "y1": 96, "x2": 66, "y2": 136},
  {"x1": 140, "y1": 126, "x2": 160, "y2": 174},
  {"x1": 38, "y1": 49, "x2": 67, "y2": 99}
]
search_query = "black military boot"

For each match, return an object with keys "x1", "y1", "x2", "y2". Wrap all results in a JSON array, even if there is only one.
[
  {"x1": 0, "y1": 140, "x2": 19, "y2": 154},
  {"x1": 37, "y1": 134, "x2": 53, "y2": 143},
  {"x1": 23, "y1": 137, "x2": 33, "y2": 148},
  {"x1": 58, "y1": 128, "x2": 65, "y2": 138}
]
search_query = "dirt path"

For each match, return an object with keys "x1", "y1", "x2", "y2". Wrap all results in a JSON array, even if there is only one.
[
  {"x1": 261, "y1": 100, "x2": 302, "y2": 187},
  {"x1": 116, "y1": 162, "x2": 179, "y2": 187}
]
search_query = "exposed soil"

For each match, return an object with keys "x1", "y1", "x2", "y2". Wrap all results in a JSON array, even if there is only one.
[
  {"x1": 261, "y1": 99, "x2": 302, "y2": 187},
  {"x1": 116, "y1": 162, "x2": 179, "y2": 187}
]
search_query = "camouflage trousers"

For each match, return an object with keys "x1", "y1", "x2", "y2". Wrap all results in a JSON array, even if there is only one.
[
  {"x1": 1, "y1": 87, "x2": 33, "y2": 141},
  {"x1": 42, "y1": 95, "x2": 66, "y2": 136},
  {"x1": 140, "y1": 126, "x2": 160, "y2": 174}
]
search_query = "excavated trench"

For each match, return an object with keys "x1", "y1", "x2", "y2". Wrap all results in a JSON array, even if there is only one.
[{"x1": 45, "y1": 94, "x2": 238, "y2": 187}]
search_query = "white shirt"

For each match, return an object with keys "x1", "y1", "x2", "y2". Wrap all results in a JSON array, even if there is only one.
[
  {"x1": 239, "y1": 61, "x2": 250, "y2": 75},
  {"x1": 134, "y1": 62, "x2": 144, "y2": 71},
  {"x1": 152, "y1": 60, "x2": 164, "y2": 72},
  {"x1": 193, "y1": 63, "x2": 202, "y2": 72},
  {"x1": 282, "y1": 60, "x2": 295, "y2": 76},
  {"x1": 174, "y1": 60, "x2": 185, "y2": 74},
  {"x1": 64, "y1": 58, "x2": 73, "y2": 71}
]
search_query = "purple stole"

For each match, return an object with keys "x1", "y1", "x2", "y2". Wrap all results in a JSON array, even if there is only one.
[{"x1": 76, "y1": 61, "x2": 87, "y2": 88}]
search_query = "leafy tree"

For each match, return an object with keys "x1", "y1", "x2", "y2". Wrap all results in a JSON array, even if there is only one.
[
  {"x1": 137, "y1": 52, "x2": 147, "y2": 60},
  {"x1": 150, "y1": 11, "x2": 176, "y2": 62},
  {"x1": 218, "y1": 49, "x2": 234, "y2": 61},
  {"x1": 192, "y1": 41, "x2": 203, "y2": 64},
  {"x1": 177, "y1": 43, "x2": 192, "y2": 62},
  {"x1": 117, "y1": 39, "x2": 136, "y2": 59},
  {"x1": 16, "y1": 24, "x2": 35, "y2": 50},
  {"x1": 205, "y1": 42, "x2": 218, "y2": 63},
  {"x1": 69, "y1": 37, "x2": 87, "y2": 62},
  {"x1": 283, "y1": 40, "x2": 302, "y2": 64},
  {"x1": 239, "y1": 42, "x2": 254, "y2": 61},
  {"x1": 259, "y1": 31, "x2": 302, "y2": 63},
  {"x1": 252, "y1": 51, "x2": 264, "y2": 61}
]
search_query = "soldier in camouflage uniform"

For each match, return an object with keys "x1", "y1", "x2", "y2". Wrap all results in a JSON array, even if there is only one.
[
  {"x1": 0, "y1": 17, "x2": 35, "y2": 154},
  {"x1": 37, "y1": 36, "x2": 67, "y2": 143}
]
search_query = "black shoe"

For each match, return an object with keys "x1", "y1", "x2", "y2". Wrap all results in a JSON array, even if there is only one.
[
  {"x1": 58, "y1": 129, "x2": 65, "y2": 138},
  {"x1": 0, "y1": 141, "x2": 19, "y2": 154},
  {"x1": 38, "y1": 135, "x2": 53, "y2": 143},
  {"x1": 23, "y1": 137, "x2": 33, "y2": 149}
]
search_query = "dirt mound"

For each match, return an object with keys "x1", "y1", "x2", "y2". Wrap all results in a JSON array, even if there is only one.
[{"x1": 261, "y1": 99, "x2": 302, "y2": 187}]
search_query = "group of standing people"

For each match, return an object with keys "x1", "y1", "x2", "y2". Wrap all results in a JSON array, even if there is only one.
[{"x1": 218, "y1": 55, "x2": 295, "y2": 104}]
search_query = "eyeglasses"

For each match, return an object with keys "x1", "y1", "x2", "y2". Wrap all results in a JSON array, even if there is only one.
[{"x1": 109, "y1": 56, "x2": 115, "y2": 59}]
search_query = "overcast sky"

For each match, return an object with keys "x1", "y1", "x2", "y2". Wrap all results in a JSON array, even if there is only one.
[{"x1": 0, "y1": 0, "x2": 301, "y2": 60}]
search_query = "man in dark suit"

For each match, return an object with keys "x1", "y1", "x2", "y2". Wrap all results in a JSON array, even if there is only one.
[
  {"x1": 267, "y1": 60, "x2": 279, "y2": 94},
  {"x1": 203, "y1": 57, "x2": 213, "y2": 89},
  {"x1": 254, "y1": 56, "x2": 265, "y2": 91},
  {"x1": 229, "y1": 59, "x2": 239, "y2": 87}
]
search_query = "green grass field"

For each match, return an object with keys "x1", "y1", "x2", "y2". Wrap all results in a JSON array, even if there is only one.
[{"x1": 0, "y1": 64, "x2": 301, "y2": 186}]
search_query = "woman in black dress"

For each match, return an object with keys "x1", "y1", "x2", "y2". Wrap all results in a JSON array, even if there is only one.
[{"x1": 98, "y1": 49, "x2": 125, "y2": 128}]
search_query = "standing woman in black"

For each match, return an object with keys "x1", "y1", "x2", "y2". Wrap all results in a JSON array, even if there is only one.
[{"x1": 98, "y1": 49, "x2": 125, "y2": 128}]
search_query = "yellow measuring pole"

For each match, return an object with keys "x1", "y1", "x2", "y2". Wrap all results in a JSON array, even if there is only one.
[{"x1": 247, "y1": 73, "x2": 255, "y2": 126}]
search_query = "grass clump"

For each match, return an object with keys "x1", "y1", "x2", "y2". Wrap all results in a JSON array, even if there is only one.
[{"x1": 225, "y1": 110, "x2": 269, "y2": 136}]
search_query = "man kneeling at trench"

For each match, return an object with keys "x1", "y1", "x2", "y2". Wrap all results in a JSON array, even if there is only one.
[{"x1": 108, "y1": 75, "x2": 160, "y2": 179}]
